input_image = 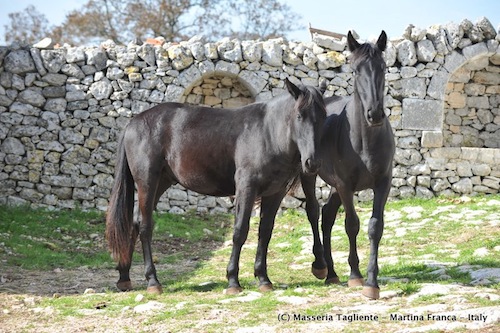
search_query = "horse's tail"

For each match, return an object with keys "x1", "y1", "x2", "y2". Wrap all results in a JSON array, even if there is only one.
[{"x1": 105, "y1": 133, "x2": 135, "y2": 267}]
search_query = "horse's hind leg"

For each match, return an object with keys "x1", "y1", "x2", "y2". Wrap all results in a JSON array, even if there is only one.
[
  {"x1": 300, "y1": 174, "x2": 327, "y2": 279},
  {"x1": 153, "y1": 173, "x2": 172, "y2": 211},
  {"x1": 254, "y1": 191, "x2": 286, "y2": 292},
  {"x1": 136, "y1": 179, "x2": 167, "y2": 294},
  {"x1": 321, "y1": 190, "x2": 342, "y2": 284},
  {"x1": 116, "y1": 222, "x2": 139, "y2": 291}
]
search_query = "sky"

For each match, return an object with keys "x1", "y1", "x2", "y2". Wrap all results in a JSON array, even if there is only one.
[{"x1": 0, "y1": 0, "x2": 499, "y2": 45}]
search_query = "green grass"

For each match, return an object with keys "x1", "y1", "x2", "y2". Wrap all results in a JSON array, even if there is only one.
[
  {"x1": 0, "y1": 205, "x2": 233, "y2": 271},
  {"x1": 153, "y1": 211, "x2": 230, "y2": 242},
  {"x1": 1, "y1": 195, "x2": 499, "y2": 332},
  {"x1": 0, "y1": 205, "x2": 109, "y2": 269}
]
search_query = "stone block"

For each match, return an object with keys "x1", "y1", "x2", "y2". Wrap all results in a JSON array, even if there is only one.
[
  {"x1": 4, "y1": 50, "x2": 36, "y2": 74},
  {"x1": 444, "y1": 51, "x2": 466, "y2": 73},
  {"x1": 430, "y1": 147, "x2": 461, "y2": 159},
  {"x1": 427, "y1": 70, "x2": 449, "y2": 100},
  {"x1": 262, "y1": 40, "x2": 283, "y2": 67},
  {"x1": 472, "y1": 164, "x2": 492, "y2": 176},
  {"x1": 402, "y1": 99, "x2": 443, "y2": 130},
  {"x1": 421, "y1": 131, "x2": 443, "y2": 148},
  {"x1": 447, "y1": 91, "x2": 466, "y2": 108},
  {"x1": 416, "y1": 39, "x2": 436, "y2": 62},
  {"x1": 396, "y1": 40, "x2": 417, "y2": 66},
  {"x1": 473, "y1": 72, "x2": 500, "y2": 85},
  {"x1": 401, "y1": 78, "x2": 426, "y2": 98}
]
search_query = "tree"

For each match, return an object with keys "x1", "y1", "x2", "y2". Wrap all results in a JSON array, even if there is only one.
[
  {"x1": 3, "y1": 0, "x2": 303, "y2": 46},
  {"x1": 228, "y1": 0, "x2": 303, "y2": 40},
  {"x1": 3, "y1": 5, "x2": 52, "y2": 44},
  {"x1": 52, "y1": 0, "x2": 131, "y2": 45},
  {"x1": 126, "y1": 0, "x2": 231, "y2": 42}
]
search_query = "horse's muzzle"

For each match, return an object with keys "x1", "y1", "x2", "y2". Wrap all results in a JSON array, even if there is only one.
[
  {"x1": 304, "y1": 158, "x2": 321, "y2": 174},
  {"x1": 367, "y1": 108, "x2": 385, "y2": 126}
]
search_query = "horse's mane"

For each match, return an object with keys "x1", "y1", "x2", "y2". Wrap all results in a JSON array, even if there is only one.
[
  {"x1": 296, "y1": 85, "x2": 325, "y2": 113},
  {"x1": 351, "y1": 43, "x2": 382, "y2": 65}
]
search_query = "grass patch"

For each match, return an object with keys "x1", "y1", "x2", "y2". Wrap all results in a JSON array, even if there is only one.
[
  {"x1": 1, "y1": 195, "x2": 499, "y2": 332},
  {"x1": 153, "y1": 211, "x2": 230, "y2": 242},
  {"x1": 0, "y1": 205, "x2": 233, "y2": 272},
  {"x1": 0, "y1": 205, "x2": 109, "y2": 269}
]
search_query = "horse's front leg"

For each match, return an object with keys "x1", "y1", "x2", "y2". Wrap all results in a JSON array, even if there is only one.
[
  {"x1": 322, "y1": 190, "x2": 343, "y2": 284},
  {"x1": 226, "y1": 182, "x2": 256, "y2": 294},
  {"x1": 254, "y1": 190, "x2": 286, "y2": 292},
  {"x1": 339, "y1": 190, "x2": 364, "y2": 288},
  {"x1": 300, "y1": 173, "x2": 327, "y2": 279},
  {"x1": 363, "y1": 178, "x2": 391, "y2": 300}
]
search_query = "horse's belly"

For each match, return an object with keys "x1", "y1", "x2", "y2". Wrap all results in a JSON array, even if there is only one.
[
  {"x1": 177, "y1": 174, "x2": 235, "y2": 197},
  {"x1": 256, "y1": 167, "x2": 298, "y2": 197}
]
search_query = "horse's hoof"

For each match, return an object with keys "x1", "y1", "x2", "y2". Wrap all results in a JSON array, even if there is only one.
[
  {"x1": 362, "y1": 286, "x2": 380, "y2": 300},
  {"x1": 258, "y1": 283, "x2": 273, "y2": 292},
  {"x1": 146, "y1": 285, "x2": 163, "y2": 294},
  {"x1": 348, "y1": 278, "x2": 364, "y2": 287},
  {"x1": 325, "y1": 276, "x2": 341, "y2": 285},
  {"x1": 311, "y1": 266, "x2": 328, "y2": 280},
  {"x1": 117, "y1": 280, "x2": 132, "y2": 291},
  {"x1": 225, "y1": 286, "x2": 243, "y2": 295}
]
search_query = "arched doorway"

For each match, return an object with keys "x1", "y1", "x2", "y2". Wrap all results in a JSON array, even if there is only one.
[
  {"x1": 444, "y1": 53, "x2": 500, "y2": 148},
  {"x1": 183, "y1": 75, "x2": 254, "y2": 108}
]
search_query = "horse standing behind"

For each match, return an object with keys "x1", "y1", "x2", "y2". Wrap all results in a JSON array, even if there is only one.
[
  {"x1": 301, "y1": 31, "x2": 395, "y2": 299},
  {"x1": 106, "y1": 78, "x2": 326, "y2": 294}
]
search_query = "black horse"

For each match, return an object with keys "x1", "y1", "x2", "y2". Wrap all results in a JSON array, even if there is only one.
[
  {"x1": 301, "y1": 31, "x2": 394, "y2": 299},
  {"x1": 106, "y1": 78, "x2": 326, "y2": 294}
]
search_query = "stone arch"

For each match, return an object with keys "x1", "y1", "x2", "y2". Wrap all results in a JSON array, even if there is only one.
[
  {"x1": 182, "y1": 75, "x2": 254, "y2": 108},
  {"x1": 443, "y1": 50, "x2": 500, "y2": 148},
  {"x1": 414, "y1": 42, "x2": 500, "y2": 148},
  {"x1": 164, "y1": 64, "x2": 268, "y2": 104}
]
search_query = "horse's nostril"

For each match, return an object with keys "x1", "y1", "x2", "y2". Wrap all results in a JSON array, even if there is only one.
[{"x1": 305, "y1": 158, "x2": 321, "y2": 172}]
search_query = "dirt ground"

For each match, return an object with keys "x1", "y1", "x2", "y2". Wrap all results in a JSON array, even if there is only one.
[
  {"x1": 1, "y1": 201, "x2": 499, "y2": 332},
  {"x1": 1, "y1": 264, "x2": 499, "y2": 333},
  {"x1": 1, "y1": 243, "x2": 499, "y2": 333}
]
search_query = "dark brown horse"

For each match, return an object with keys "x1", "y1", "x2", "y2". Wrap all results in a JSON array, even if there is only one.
[
  {"x1": 301, "y1": 31, "x2": 394, "y2": 299},
  {"x1": 106, "y1": 78, "x2": 326, "y2": 294}
]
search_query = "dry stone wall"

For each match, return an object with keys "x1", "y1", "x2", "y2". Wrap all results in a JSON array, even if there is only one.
[{"x1": 0, "y1": 17, "x2": 499, "y2": 213}]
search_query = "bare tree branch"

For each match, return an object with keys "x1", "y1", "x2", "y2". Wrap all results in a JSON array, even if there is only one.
[{"x1": 3, "y1": 0, "x2": 303, "y2": 45}]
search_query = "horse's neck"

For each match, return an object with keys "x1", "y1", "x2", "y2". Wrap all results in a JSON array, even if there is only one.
[
  {"x1": 347, "y1": 96, "x2": 376, "y2": 152},
  {"x1": 263, "y1": 98, "x2": 296, "y2": 156}
]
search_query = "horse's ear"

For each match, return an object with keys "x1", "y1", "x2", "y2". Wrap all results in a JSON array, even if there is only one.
[
  {"x1": 347, "y1": 31, "x2": 361, "y2": 51},
  {"x1": 319, "y1": 80, "x2": 327, "y2": 95},
  {"x1": 377, "y1": 30, "x2": 387, "y2": 51},
  {"x1": 285, "y1": 78, "x2": 301, "y2": 100}
]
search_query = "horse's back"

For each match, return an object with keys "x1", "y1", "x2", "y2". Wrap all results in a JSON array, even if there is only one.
[
  {"x1": 125, "y1": 102, "x2": 264, "y2": 145},
  {"x1": 122, "y1": 102, "x2": 270, "y2": 197}
]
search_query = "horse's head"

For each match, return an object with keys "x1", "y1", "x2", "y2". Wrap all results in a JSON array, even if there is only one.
[
  {"x1": 348, "y1": 30, "x2": 387, "y2": 126},
  {"x1": 285, "y1": 78, "x2": 326, "y2": 174}
]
